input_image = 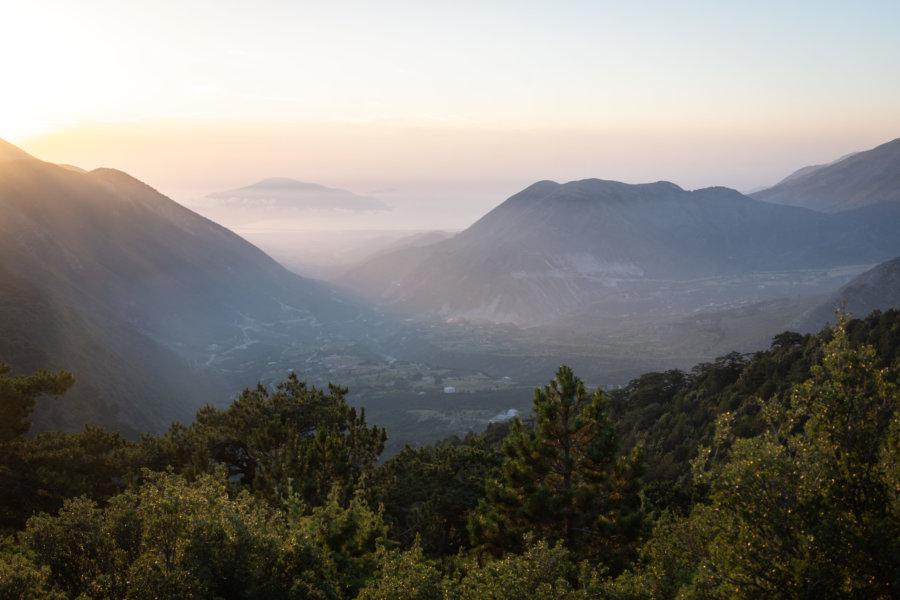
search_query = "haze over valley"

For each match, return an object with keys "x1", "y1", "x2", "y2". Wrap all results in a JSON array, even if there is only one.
[
  {"x1": 5, "y1": 3, "x2": 900, "y2": 595},
  {"x1": 2, "y1": 136, "x2": 900, "y2": 452}
]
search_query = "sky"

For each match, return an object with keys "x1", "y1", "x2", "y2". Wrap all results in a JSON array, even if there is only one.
[{"x1": 3, "y1": 0, "x2": 900, "y2": 229}]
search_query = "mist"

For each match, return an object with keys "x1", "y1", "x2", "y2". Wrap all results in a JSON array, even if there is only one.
[{"x1": 20, "y1": 118, "x2": 892, "y2": 229}]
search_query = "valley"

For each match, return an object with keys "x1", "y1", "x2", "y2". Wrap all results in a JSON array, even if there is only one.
[
  {"x1": 186, "y1": 272, "x2": 845, "y2": 456},
  {"x1": 5, "y1": 4, "x2": 900, "y2": 595},
  {"x1": 2, "y1": 137, "x2": 899, "y2": 454}
]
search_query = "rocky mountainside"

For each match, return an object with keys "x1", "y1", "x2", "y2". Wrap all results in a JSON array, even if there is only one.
[
  {"x1": 342, "y1": 178, "x2": 900, "y2": 326},
  {"x1": 792, "y1": 256, "x2": 900, "y2": 333},
  {"x1": 751, "y1": 138, "x2": 900, "y2": 212},
  {"x1": 0, "y1": 144, "x2": 389, "y2": 434}
]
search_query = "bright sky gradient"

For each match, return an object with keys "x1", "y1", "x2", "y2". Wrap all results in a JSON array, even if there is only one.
[{"x1": 3, "y1": 0, "x2": 900, "y2": 228}]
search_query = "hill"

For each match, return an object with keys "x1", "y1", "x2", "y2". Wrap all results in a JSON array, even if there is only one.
[
  {"x1": 342, "y1": 178, "x2": 900, "y2": 326},
  {"x1": 208, "y1": 177, "x2": 389, "y2": 211},
  {"x1": 190, "y1": 177, "x2": 390, "y2": 231},
  {"x1": 751, "y1": 138, "x2": 900, "y2": 212},
  {"x1": 791, "y1": 256, "x2": 900, "y2": 333}
]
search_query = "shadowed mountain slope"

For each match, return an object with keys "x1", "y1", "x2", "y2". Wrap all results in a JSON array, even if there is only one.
[
  {"x1": 792, "y1": 256, "x2": 900, "y2": 333},
  {"x1": 0, "y1": 146, "x2": 382, "y2": 434}
]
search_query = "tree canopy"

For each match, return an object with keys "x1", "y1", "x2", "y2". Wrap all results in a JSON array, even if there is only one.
[
  {"x1": 0, "y1": 363, "x2": 74, "y2": 442},
  {"x1": 469, "y1": 365, "x2": 645, "y2": 569},
  {"x1": 3, "y1": 308, "x2": 900, "y2": 598}
]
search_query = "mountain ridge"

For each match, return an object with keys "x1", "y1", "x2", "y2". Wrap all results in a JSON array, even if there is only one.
[
  {"x1": 204, "y1": 177, "x2": 390, "y2": 213},
  {"x1": 343, "y1": 171, "x2": 900, "y2": 326},
  {"x1": 751, "y1": 138, "x2": 900, "y2": 212},
  {"x1": 0, "y1": 144, "x2": 391, "y2": 434}
]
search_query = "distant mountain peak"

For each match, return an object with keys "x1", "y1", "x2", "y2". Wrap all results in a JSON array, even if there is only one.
[
  {"x1": 206, "y1": 178, "x2": 390, "y2": 213},
  {"x1": 655, "y1": 180, "x2": 685, "y2": 192},
  {"x1": 558, "y1": 179, "x2": 686, "y2": 196},
  {"x1": 524, "y1": 179, "x2": 560, "y2": 190},
  {"x1": 504, "y1": 179, "x2": 687, "y2": 209},
  {"x1": 239, "y1": 177, "x2": 331, "y2": 192}
]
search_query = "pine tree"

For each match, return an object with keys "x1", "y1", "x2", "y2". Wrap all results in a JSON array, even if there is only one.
[
  {"x1": 192, "y1": 373, "x2": 386, "y2": 509},
  {"x1": 0, "y1": 363, "x2": 74, "y2": 442},
  {"x1": 469, "y1": 365, "x2": 644, "y2": 569}
]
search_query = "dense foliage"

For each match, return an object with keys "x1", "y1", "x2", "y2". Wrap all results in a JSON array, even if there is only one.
[
  {"x1": 1, "y1": 309, "x2": 899, "y2": 598},
  {"x1": 468, "y1": 366, "x2": 644, "y2": 570}
]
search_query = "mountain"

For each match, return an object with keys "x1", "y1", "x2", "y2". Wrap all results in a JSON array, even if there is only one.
[
  {"x1": 0, "y1": 143, "x2": 390, "y2": 434},
  {"x1": 791, "y1": 256, "x2": 900, "y2": 333},
  {"x1": 769, "y1": 151, "x2": 858, "y2": 187},
  {"x1": 752, "y1": 138, "x2": 900, "y2": 212},
  {"x1": 207, "y1": 177, "x2": 390, "y2": 212},
  {"x1": 342, "y1": 178, "x2": 900, "y2": 326},
  {"x1": 193, "y1": 177, "x2": 389, "y2": 226}
]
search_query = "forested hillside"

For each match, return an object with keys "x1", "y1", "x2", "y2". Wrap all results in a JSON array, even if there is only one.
[{"x1": 1, "y1": 309, "x2": 898, "y2": 598}]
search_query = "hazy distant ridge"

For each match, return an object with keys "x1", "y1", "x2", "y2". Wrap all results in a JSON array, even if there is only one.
[
  {"x1": 752, "y1": 138, "x2": 900, "y2": 212},
  {"x1": 205, "y1": 177, "x2": 390, "y2": 213}
]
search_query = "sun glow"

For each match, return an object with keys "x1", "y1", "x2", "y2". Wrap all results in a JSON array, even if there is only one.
[{"x1": 3, "y1": 0, "x2": 900, "y2": 227}]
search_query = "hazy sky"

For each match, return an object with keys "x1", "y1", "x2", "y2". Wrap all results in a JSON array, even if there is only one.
[{"x1": 3, "y1": 0, "x2": 899, "y2": 228}]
